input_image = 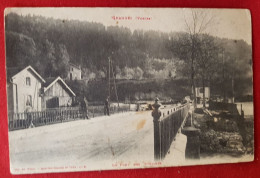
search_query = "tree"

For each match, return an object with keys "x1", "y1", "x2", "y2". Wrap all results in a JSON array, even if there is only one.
[
  {"x1": 196, "y1": 34, "x2": 220, "y2": 107},
  {"x1": 115, "y1": 66, "x2": 122, "y2": 79},
  {"x1": 97, "y1": 70, "x2": 106, "y2": 79},
  {"x1": 222, "y1": 40, "x2": 252, "y2": 102},
  {"x1": 54, "y1": 44, "x2": 70, "y2": 78},
  {"x1": 134, "y1": 67, "x2": 144, "y2": 80},
  {"x1": 5, "y1": 31, "x2": 37, "y2": 68},
  {"x1": 122, "y1": 67, "x2": 135, "y2": 79},
  {"x1": 172, "y1": 9, "x2": 215, "y2": 108},
  {"x1": 168, "y1": 71, "x2": 172, "y2": 78},
  {"x1": 36, "y1": 39, "x2": 56, "y2": 77},
  {"x1": 184, "y1": 9, "x2": 213, "y2": 108}
]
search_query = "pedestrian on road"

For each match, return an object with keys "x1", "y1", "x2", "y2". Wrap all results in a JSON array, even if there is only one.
[
  {"x1": 25, "y1": 106, "x2": 34, "y2": 128},
  {"x1": 81, "y1": 97, "x2": 89, "y2": 119},
  {"x1": 136, "y1": 99, "x2": 140, "y2": 111},
  {"x1": 104, "y1": 96, "x2": 110, "y2": 116}
]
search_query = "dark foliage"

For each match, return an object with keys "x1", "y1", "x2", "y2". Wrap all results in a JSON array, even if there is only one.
[{"x1": 5, "y1": 13, "x2": 253, "y2": 100}]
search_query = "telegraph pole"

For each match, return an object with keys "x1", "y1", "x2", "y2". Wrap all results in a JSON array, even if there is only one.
[
  {"x1": 231, "y1": 58, "x2": 235, "y2": 103},
  {"x1": 222, "y1": 49, "x2": 226, "y2": 102},
  {"x1": 108, "y1": 57, "x2": 111, "y2": 98}
]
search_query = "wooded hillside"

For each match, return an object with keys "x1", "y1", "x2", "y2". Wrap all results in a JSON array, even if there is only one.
[{"x1": 5, "y1": 13, "x2": 253, "y2": 101}]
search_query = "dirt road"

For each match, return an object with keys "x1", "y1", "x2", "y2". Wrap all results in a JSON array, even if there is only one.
[{"x1": 9, "y1": 111, "x2": 155, "y2": 172}]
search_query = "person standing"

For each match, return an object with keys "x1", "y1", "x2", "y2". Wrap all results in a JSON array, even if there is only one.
[
  {"x1": 104, "y1": 96, "x2": 110, "y2": 116},
  {"x1": 25, "y1": 106, "x2": 34, "y2": 128},
  {"x1": 81, "y1": 97, "x2": 89, "y2": 119},
  {"x1": 136, "y1": 99, "x2": 140, "y2": 111}
]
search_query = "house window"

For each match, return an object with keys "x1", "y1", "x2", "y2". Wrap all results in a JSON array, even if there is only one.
[
  {"x1": 26, "y1": 95, "x2": 32, "y2": 106},
  {"x1": 26, "y1": 77, "x2": 31, "y2": 86},
  {"x1": 71, "y1": 67, "x2": 73, "y2": 71}
]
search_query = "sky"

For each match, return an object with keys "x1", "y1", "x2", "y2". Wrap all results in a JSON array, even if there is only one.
[{"x1": 5, "y1": 8, "x2": 252, "y2": 45}]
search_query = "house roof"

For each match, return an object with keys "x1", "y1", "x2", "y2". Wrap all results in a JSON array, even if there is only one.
[
  {"x1": 43, "y1": 76, "x2": 76, "y2": 96},
  {"x1": 7, "y1": 65, "x2": 45, "y2": 83},
  {"x1": 43, "y1": 77, "x2": 57, "y2": 87},
  {"x1": 69, "y1": 63, "x2": 81, "y2": 70}
]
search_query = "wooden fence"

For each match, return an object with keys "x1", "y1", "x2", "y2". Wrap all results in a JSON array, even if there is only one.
[
  {"x1": 8, "y1": 105, "x2": 132, "y2": 131},
  {"x1": 152, "y1": 103, "x2": 190, "y2": 160}
]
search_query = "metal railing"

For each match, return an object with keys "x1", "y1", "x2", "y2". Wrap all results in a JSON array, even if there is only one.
[
  {"x1": 152, "y1": 101, "x2": 190, "y2": 160},
  {"x1": 8, "y1": 104, "x2": 132, "y2": 131}
]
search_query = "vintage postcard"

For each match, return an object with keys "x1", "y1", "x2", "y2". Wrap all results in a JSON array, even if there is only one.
[{"x1": 5, "y1": 8, "x2": 253, "y2": 174}]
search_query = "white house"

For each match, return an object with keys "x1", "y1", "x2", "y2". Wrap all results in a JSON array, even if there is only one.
[
  {"x1": 7, "y1": 66, "x2": 77, "y2": 113},
  {"x1": 67, "y1": 63, "x2": 82, "y2": 80},
  {"x1": 195, "y1": 87, "x2": 210, "y2": 103},
  {"x1": 42, "y1": 77, "x2": 76, "y2": 109},
  {"x1": 7, "y1": 66, "x2": 45, "y2": 113}
]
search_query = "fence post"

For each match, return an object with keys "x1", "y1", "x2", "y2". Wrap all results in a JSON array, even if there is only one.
[
  {"x1": 152, "y1": 98, "x2": 162, "y2": 160},
  {"x1": 181, "y1": 127, "x2": 200, "y2": 159}
]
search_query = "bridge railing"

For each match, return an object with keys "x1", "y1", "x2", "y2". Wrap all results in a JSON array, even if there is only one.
[
  {"x1": 8, "y1": 105, "x2": 132, "y2": 131},
  {"x1": 152, "y1": 99, "x2": 190, "y2": 160},
  {"x1": 8, "y1": 108, "x2": 83, "y2": 131}
]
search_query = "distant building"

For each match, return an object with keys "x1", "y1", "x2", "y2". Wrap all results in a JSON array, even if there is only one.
[
  {"x1": 42, "y1": 77, "x2": 76, "y2": 109},
  {"x1": 7, "y1": 66, "x2": 45, "y2": 113},
  {"x1": 67, "y1": 63, "x2": 81, "y2": 80},
  {"x1": 195, "y1": 87, "x2": 210, "y2": 103}
]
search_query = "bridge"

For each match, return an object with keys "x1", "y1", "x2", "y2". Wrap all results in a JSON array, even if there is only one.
[{"x1": 9, "y1": 101, "x2": 191, "y2": 174}]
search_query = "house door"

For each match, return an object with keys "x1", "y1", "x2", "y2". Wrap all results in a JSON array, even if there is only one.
[
  {"x1": 46, "y1": 97, "x2": 59, "y2": 108},
  {"x1": 70, "y1": 73, "x2": 72, "y2": 80}
]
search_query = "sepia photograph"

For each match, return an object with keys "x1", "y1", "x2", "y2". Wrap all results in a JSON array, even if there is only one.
[{"x1": 4, "y1": 8, "x2": 254, "y2": 174}]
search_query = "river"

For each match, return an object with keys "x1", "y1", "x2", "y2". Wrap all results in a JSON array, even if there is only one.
[{"x1": 235, "y1": 102, "x2": 254, "y2": 116}]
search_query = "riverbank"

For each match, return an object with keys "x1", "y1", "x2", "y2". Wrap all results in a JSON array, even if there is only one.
[
  {"x1": 235, "y1": 102, "x2": 254, "y2": 116},
  {"x1": 193, "y1": 106, "x2": 254, "y2": 158}
]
